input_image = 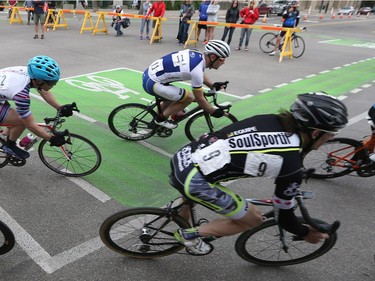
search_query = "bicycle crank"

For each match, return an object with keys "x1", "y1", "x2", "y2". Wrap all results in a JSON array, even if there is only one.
[
  {"x1": 356, "y1": 163, "x2": 375, "y2": 177},
  {"x1": 156, "y1": 127, "x2": 173, "y2": 138}
]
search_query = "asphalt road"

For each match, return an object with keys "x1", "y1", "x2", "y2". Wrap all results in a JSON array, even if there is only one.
[{"x1": 0, "y1": 8, "x2": 374, "y2": 281}]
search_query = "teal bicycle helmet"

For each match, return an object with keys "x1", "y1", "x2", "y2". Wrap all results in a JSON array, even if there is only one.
[{"x1": 27, "y1": 55, "x2": 60, "y2": 82}]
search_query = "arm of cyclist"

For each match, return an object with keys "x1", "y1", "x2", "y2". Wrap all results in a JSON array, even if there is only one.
[
  {"x1": 192, "y1": 88, "x2": 225, "y2": 118},
  {"x1": 38, "y1": 89, "x2": 75, "y2": 117},
  {"x1": 273, "y1": 175, "x2": 328, "y2": 244}
]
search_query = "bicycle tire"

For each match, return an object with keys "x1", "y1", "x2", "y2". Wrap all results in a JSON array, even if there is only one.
[
  {"x1": 108, "y1": 103, "x2": 158, "y2": 141},
  {"x1": 100, "y1": 207, "x2": 191, "y2": 258},
  {"x1": 0, "y1": 220, "x2": 15, "y2": 255},
  {"x1": 259, "y1": 32, "x2": 277, "y2": 54},
  {"x1": 303, "y1": 138, "x2": 363, "y2": 179},
  {"x1": 0, "y1": 138, "x2": 9, "y2": 168},
  {"x1": 38, "y1": 133, "x2": 102, "y2": 177},
  {"x1": 185, "y1": 112, "x2": 238, "y2": 141},
  {"x1": 235, "y1": 217, "x2": 337, "y2": 266},
  {"x1": 291, "y1": 35, "x2": 305, "y2": 58}
]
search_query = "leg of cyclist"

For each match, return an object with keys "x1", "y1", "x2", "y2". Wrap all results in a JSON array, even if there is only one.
[
  {"x1": 173, "y1": 170, "x2": 263, "y2": 254},
  {"x1": 143, "y1": 75, "x2": 194, "y2": 129},
  {"x1": 0, "y1": 104, "x2": 30, "y2": 159},
  {"x1": 269, "y1": 31, "x2": 285, "y2": 56}
]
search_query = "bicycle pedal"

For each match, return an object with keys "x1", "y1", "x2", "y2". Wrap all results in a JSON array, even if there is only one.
[
  {"x1": 8, "y1": 156, "x2": 26, "y2": 166},
  {"x1": 156, "y1": 128, "x2": 173, "y2": 138}
]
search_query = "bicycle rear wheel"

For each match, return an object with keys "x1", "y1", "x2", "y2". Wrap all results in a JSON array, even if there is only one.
[
  {"x1": 292, "y1": 35, "x2": 305, "y2": 58},
  {"x1": 108, "y1": 103, "x2": 158, "y2": 141},
  {"x1": 38, "y1": 133, "x2": 102, "y2": 177},
  {"x1": 259, "y1": 32, "x2": 277, "y2": 54},
  {"x1": 235, "y1": 217, "x2": 337, "y2": 266},
  {"x1": 0, "y1": 138, "x2": 9, "y2": 168},
  {"x1": 185, "y1": 112, "x2": 238, "y2": 141},
  {"x1": 100, "y1": 207, "x2": 190, "y2": 258},
  {"x1": 303, "y1": 138, "x2": 362, "y2": 179},
  {"x1": 0, "y1": 220, "x2": 15, "y2": 255}
]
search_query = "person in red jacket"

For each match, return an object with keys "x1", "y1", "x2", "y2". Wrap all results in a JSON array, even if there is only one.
[
  {"x1": 146, "y1": 0, "x2": 166, "y2": 39},
  {"x1": 235, "y1": 1, "x2": 259, "y2": 51}
]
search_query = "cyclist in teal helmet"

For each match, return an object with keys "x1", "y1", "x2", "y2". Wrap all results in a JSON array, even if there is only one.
[{"x1": 0, "y1": 55, "x2": 75, "y2": 159}]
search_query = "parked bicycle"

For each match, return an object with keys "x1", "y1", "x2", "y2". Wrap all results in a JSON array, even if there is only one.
[
  {"x1": 100, "y1": 182, "x2": 339, "y2": 266},
  {"x1": 0, "y1": 219, "x2": 15, "y2": 255},
  {"x1": 108, "y1": 81, "x2": 238, "y2": 141},
  {"x1": 0, "y1": 103, "x2": 102, "y2": 177},
  {"x1": 303, "y1": 109, "x2": 375, "y2": 179},
  {"x1": 259, "y1": 27, "x2": 306, "y2": 58}
]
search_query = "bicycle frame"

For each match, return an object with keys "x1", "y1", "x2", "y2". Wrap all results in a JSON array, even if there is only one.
[{"x1": 324, "y1": 132, "x2": 375, "y2": 170}]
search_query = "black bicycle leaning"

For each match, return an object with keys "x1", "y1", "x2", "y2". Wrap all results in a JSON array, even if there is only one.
[
  {"x1": 259, "y1": 27, "x2": 306, "y2": 58},
  {"x1": 100, "y1": 185, "x2": 339, "y2": 266},
  {"x1": 108, "y1": 81, "x2": 238, "y2": 141},
  {"x1": 0, "y1": 219, "x2": 15, "y2": 255}
]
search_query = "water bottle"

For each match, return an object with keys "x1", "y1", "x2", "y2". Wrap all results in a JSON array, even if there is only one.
[{"x1": 19, "y1": 133, "x2": 35, "y2": 148}]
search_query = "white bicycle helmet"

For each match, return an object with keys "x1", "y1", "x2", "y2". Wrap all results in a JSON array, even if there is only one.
[{"x1": 205, "y1": 40, "x2": 231, "y2": 58}]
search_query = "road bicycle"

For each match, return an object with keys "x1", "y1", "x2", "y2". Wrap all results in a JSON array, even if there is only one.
[
  {"x1": 259, "y1": 27, "x2": 306, "y2": 58},
  {"x1": 100, "y1": 180, "x2": 339, "y2": 266},
  {"x1": 0, "y1": 103, "x2": 102, "y2": 177},
  {"x1": 0, "y1": 219, "x2": 15, "y2": 255},
  {"x1": 108, "y1": 81, "x2": 238, "y2": 141},
  {"x1": 303, "y1": 113, "x2": 375, "y2": 179}
]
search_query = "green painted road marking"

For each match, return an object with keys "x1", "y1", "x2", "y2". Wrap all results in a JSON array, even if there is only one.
[
  {"x1": 320, "y1": 39, "x2": 375, "y2": 49},
  {"x1": 29, "y1": 59, "x2": 375, "y2": 207}
]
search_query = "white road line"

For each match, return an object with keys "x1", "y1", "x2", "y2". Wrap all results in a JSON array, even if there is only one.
[
  {"x1": 351, "y1": 88, "x2": 362, "y2": 93},
  {"x1": 362, "y1": 84, "x2": 372, "y2": 88},
  {"x1": 66, "y1": 177, "x2": 111, "y2": 203}
]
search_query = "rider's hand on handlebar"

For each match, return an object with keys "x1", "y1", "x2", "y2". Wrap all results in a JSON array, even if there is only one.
[
  {"x1": 303, "y1": 225, "x2": 329, "y2": 244},
  {"x1": 211, "y1": 81, "x2": 229, "y2": 91},
  {"x1": 58, "y1": 103, "x2": 78, "y2": 117},
  {"x1": 49, "y1": 135, "x2": 68, "y2": 147},
  {"x1": 211, "y1": 109, "x2": 225, "y2": 118}
]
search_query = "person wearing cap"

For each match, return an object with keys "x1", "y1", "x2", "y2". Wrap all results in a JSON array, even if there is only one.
[
  {"x1": 111, "y1": 5, "x2": 126, "y2": 37},
  {"x1": 170, "y1": 92, "x2": 348, "y2": 255},
  {"x1": 269, "y1": 0, "x2": 300, "y2": 56},
  {"x1": 0, "y1": 56, "x2": 75, "y2": 159},
  {"x1": 142, "y1": 40, "x2": 231, "y2": 129}
]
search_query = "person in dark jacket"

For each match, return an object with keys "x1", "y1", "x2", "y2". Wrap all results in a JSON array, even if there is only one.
[{"x1": 221, "y1": 0, "x2": 239, "y2": 45}]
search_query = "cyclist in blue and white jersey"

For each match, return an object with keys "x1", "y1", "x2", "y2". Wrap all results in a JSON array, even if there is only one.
[
  {"x1": 142, "y1": 40, "x2": 231, "y2": 129},
  {"x1": 269, "y1": 0, "x2": 300, "y2": 56},
  {"x1": 0, "y1": 55, "x2": 75, "y2": 159}
]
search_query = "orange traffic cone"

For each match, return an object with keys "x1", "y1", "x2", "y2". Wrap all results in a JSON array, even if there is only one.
[
  {"x1": 262, "y1": 13, "x2": 267, "y2": 23},
  {"x1": 339, "y1": 14, "x2": 343, "y2": 19},
  {"x1": 348, "y1": 12, "x2": 353, "y2": 18},
  {"x1": 331, "y1": 13, "x2": 336, "y2": 19},
  {"x1": 303, "y1": 14, "x2": 307, "y2": 21},
  {"x1": 319, "y1": 14, "x2": 323, "y2": 20}
]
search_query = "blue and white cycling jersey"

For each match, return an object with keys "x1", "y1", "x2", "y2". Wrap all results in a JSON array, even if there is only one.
[
  {"x1": 144, "y1": 49, "x2": 205, "y2": 90},
  {"x1": 283, "y1": 9, "x2": 300, "y2": 27}
]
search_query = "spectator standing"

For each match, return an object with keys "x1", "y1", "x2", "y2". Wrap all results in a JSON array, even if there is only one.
[
  {"x1": 140, "y1": 0, "x2": 152, "y2": 40},
  {"x1": 176, "y1": 0, "x2": 187, "y2": 43},
  {"x1": 24, "y1": 0, "x2": 33, "y2": 25},
  {"x1": 32, "y1": 0, "x2": 46, "y2": 39},
  {"x1": 235, "y1": 1, "x2": 259, "y2": 51},
  {"x1": 221, "y1": 0, "x2": 239, "y2": 45},
  {"x1": 206, "y1": 0, "x2": 220, "y2": 41},
  {"x1": 80, "y1": 0, "x2": 88, "y2": 9},
  {"x1": 146, "y1": 0, "x2": 166, "y2": 40},
  {"x1": 111, "y1": 5, "x2": 126, "y2": 37},
  {"x1": 178, "y1": 0, "x2": 195, "y2": 46},
  {"x1": 197, "y1": 0, "x2": 210, "y2": 44}
]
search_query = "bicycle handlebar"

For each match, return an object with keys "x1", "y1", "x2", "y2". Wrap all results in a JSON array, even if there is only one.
[
  {"x1": 295, "y1": 194, "x2": 340, "y2": 234},
  {"x1": 205, "y1": 81, "x2": 232, "y2": 111},
  {"x1": 44, "y1": 102, "x2": 79, "y2": 136}
]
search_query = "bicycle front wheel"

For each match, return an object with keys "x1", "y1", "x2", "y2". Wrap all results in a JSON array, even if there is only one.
[
  {"x1": 108, "y1": 103, "x2": 158, "y2": 141},
  {"x1": 38, "y1": 133, "x2": 102, "y2": 177},
  {"x1": 185, "y1": 112, "x2": 238, "y2": 141},
  {"x1": 235, "y1": 217, "x2": 337, "y2": 266},
  {"x1": 259, "y1": 32, "x2": 277, "y2": 54},
  {"x1": 0, "y1": 138, "x2": 9, "y2": 168},
  {"x1": 0, "y1": 220, "x2": 15, "y2": 255},
  {"x1": 303, "y1": 138, "x2": 362, "y2": 179},
  {"x1": 292, "y1": 35, "x2": 305, "y2": 58},
  {"x1": 100, "y1": 207, "x2": 191, "y2": 258}
]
